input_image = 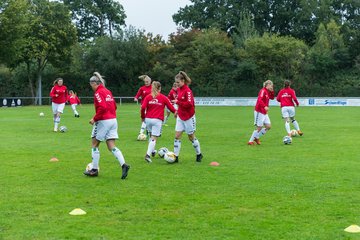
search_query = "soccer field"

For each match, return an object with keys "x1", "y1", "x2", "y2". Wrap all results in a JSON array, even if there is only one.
[{"x1": 1, "y1": 104, "x2": 360, "y2": 239}]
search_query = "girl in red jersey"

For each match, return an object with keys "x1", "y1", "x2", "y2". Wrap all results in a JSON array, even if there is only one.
[
  {"x1": 276, "y1": 80, "x2": 303, "y2": 136},
  {"x1": 141, "y1": 81, "x2": 177, "y2": 163},
  {"x1": 49, "y1": 78, "x2": 68, "y2": 132},
  {"x1": 163, "y1": 82, "x2": 178, "y2": 126},
  {"x1": 68, "y1": 90, "x2": 81, "y2": 118},
  {"x1": 134, "y1": 75, "x2": 152, "y2": 137},
  {"x1": 248, "y1": 80, "x2": 275, "y2": 145},
  {"x1": 172, "y1": 71, "x2": 203, "y2": 163},
  {"x1": 84, "y1": 72, "x2": 130, "y2": 179}
]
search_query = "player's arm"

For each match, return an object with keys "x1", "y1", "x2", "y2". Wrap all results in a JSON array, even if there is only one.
[
  {"x1": 176, "y1": 90, "x2": 193, "y2": 109},
  {"x1": 164, "y1": 96, "x2": 176, "y2": 113},
  {"x1": 292, "y1": 90, "x2": 299, "y2": 106},
  {"x1": 140, "y1": 97, "x2": 148, "y2": 120},
  {"x1": 134, "y1": 88, "x2": 142, "y2": 101}
]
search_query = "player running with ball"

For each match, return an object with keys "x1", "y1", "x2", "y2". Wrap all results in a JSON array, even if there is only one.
[
  {"x1": 141, "y1": 81, "x2": 177, "y2": 163},
  {"x1": 84, "y1": 72, "x2": 130, "y2": 179},
  {"x1": 172, "y1": 71, "x2": 203, "y2": 163},
  {"x1": 276, "y1": 80, "x2": 303, "y2": 136}
]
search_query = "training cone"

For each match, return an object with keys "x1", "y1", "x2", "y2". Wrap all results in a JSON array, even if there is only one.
[
  {"x1": 344, "y1": 225, "x2": 360, "y2": 233},
  {"x1": 69, "y1": 208, "x2": 86, "y2": 216},
  {"x1": 210, "y1": 161, "x2": 220, "y2": 166},
  {"x1": 49, "y1": 157, "x2": 59, "y2": 162}
]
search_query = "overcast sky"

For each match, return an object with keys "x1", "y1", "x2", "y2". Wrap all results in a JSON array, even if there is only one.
[{"x1": 117, "y1": 0, "x2": 191, "y2": 38}]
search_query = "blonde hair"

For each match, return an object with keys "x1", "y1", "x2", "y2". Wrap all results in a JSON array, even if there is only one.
[
  {"x1": 175, "y1": 71, "x2": 191, "y2": 85},
  {"x1": 69, "y1": 90, "x2": 77, "y2": 96},
  {"x1": 151, "y1": 81, "x2": 161, "y2": 97},
  {"x1": 53, "y1": 77, "x2": 63, "y2": 86},
  {"x1": 90, "y1": 72, "x2": 105, "y2": 86},
  {"x1": 263, "y1": 80, "x2": 273, "y2": 87},
  {"x1": 138, "y1": 75, "x2": 151, "y2": 82}
]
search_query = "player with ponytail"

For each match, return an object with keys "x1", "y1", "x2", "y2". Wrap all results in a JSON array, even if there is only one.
[
  {"x1": 84, "y1": 72, "x2": 130, "y2": 179},
  {"x1": 172, "y1": 71, "x2": 203, "y2": 163}
]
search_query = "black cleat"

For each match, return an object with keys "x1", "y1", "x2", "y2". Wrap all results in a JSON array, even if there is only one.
[
  {"x1": 84, "y1": 168, "x2": 98, "y2": 177},
  {"x1": 75, "y1": 114, "x2": 80, "y2": 118},
  {"x1": 174, "y1": 156, "x2": 179, "y2": 163},
  {"x1": 121, "y1": 164, "x2": 130, "y2": 179},
  {"x1": 196, "y1": 153, "x2": 203, "y2": 162},
  {"x1": 151, "y1": 151, "x2": 156, "y2": 157},
  {"x1": 144, "y1": 154, "x2": 152, "y2": 163}
]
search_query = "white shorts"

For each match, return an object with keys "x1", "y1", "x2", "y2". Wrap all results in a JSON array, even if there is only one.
[
  {"x1": 91, "y1": 118, "x2": 118, "y2": 141},
  {"x1": 254, "y1": 111, "x2": 271, "y2": 127},
  {"x1": 145, "y1": 118, "x2": 163, "y2": 137},
  {"x1": 166, "y1": 104, "x2": 178, "y2": 113},
  {"x1": 281, "y1": 106, "x2": 295, "y2": 118},
  {"x1": 175, "y1": 115, "x2": 196, "y2": 135},
  {"x1": 52, "y1": 102, "x2": 65, "y2": 114},
  {"x1": 71, "y1": 104, "x2": 78, "y2": 110}
]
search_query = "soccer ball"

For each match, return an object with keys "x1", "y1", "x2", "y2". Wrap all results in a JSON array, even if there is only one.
[
  {"x1": 158, "y1": 147, "x2": 169, "y2": 158},
  {"x1": 59, "y1": 126, "x2": 67, "y2": 133},
  {"x1": 86, "y1": 162, "x2": 99, "y2": 172},
  {"x1": 137, "y1": 133, "x2": 147, "y2": 141},
  {"x1": 290, "y1": 129, "x2": 299, "y2": 137},
  {"x1": 39, "y1": 112, "x2": 44, "y2": 117},
  {"x1": 164, "y1": 151, "x2": 176, "y2": 163},
  {"x1": 283, "y1": 136, "x2": 292, "y2": 145}
]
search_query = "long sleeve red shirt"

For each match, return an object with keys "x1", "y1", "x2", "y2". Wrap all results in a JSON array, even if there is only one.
[
  {"x1": 134, "y1": 85, "x2": 152, "y2": 104},
  {"x1": 93, "y1": 85, "x2": 117, "y2": 122},
  {"x1": 276, "y1": 87, "x2": 299, "y2": 107},
  {"x1": 255, "y1": 87, "x2": 275, "y2": 114},
  {"x1": 50, "y1": 85, "x2": 68, "y2": 104},
  {"x1": 141, "y1": 93, "x2": 176, "y2": 121},
  {"x1": 176, "y1": 84, "x2": 195, "y2": 121}
]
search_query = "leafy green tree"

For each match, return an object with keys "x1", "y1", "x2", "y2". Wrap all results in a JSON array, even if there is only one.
[
  {"x1": 63, "y1": 0, "x2": 126, "y2": 41},
  {"x1": 173, "y1": 0, "x2": 360, "y2": 46},
  {"x1": 1, "y1": 0, "x2": 77, "y2": 104},
  {"x1": 83, "y1": 28, "x2": 150, "y2": 96},
  {"x1": 242, "y1": 34, "x2": 308, "y2": 81},
  {"x1": 231, "y1": 10, "x2": 259, "y2": 48}
]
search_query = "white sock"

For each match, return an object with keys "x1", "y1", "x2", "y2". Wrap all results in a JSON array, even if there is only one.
[
  {"x1": 258, "y1": 128, "x2": 267, "y2": 138},
  {"x1": 249, "y1": 130, "x2": 257, "y2": 142},
  {"x1": 292, "y1": 120, "x2": 300, "y2": 131},
  {"x1": 146, "y1": 139, "x2": 156, "y2": 156},
  {"x1": 140, "y1": 122, "x2": 146, "y2": 134},
  {"x1": 192, "y1": 138, "x2": 201, "y2": 155},
  {"x1": 285, "y1": 122, "x2": 291, "y2": 134},
  {"x1": 54, "y1": 116, "x2": 60, "y2": 130},
  {"x1": 112, "y1": 147, "x2": 125, "y2": 166},
  {"x1": 92, "y1": 148, "x2": 100, "y2": 169},
  {"x1": 174, "y1": 139, "x2": 181, "y2": 156}
]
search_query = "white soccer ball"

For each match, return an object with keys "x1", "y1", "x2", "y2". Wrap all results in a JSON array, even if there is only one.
[
  {"x1": 164, "y1": 151, "x2": 176, "y2": 163},
  {"x1": 290, "y1": 129, "x2": 299, "y2": 137},
  {"x1": 158, "y1": 147, "x2": 169, "y2": 158},
  {"x1": 283, "y1": 136, "x2": 292, "y2": 145},
  {"x1": 86, "y1": 162, "x2": 99, "y2": 172},
  {"x1": 137, "y1": 133, "x2": 147, "y2": 141},
  {"x1": 39, "y1": 112, "x2": 44, "y2": 117},
  {"x1": 59, "y1": 126, "x2": 67, "y2": 133}
]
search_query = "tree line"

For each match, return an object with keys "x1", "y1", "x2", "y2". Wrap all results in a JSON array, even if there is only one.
[{"x1": 0, "y1": 0, "x2": 359, "y2": 104}]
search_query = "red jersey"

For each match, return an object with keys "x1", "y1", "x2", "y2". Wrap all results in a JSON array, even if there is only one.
[
  {"x1": 134, "y1": 85, "x2": 152, "y2": 104},
  {"x1": 141, "y1": 94, "x2": 176, "y2": 121},
  {"x1": 93, "y1": 85, "x2": 117, "y2": 122},
  {"x1": 167, "y1": 88, "x2": 178, "y2": 102},
  {"x1": 50, "y1": 85, "x2": 68, "y2": 104},
  {"x1": 176, "y1": 84, "x2": 195, "y2": 121},
  {"x1": 255, "y1": 87, "x2": 275, "y2": 114},
  {"x1": 276, "y1": 87, "x2": 299, "y2": 107},
  {"x1": 68, "y1": 95, "x2": 81, "y2": 105}
]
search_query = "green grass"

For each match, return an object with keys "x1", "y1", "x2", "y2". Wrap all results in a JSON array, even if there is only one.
[{"x1": 1, "y1": 104, "x2": 360, "y2": 239}]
